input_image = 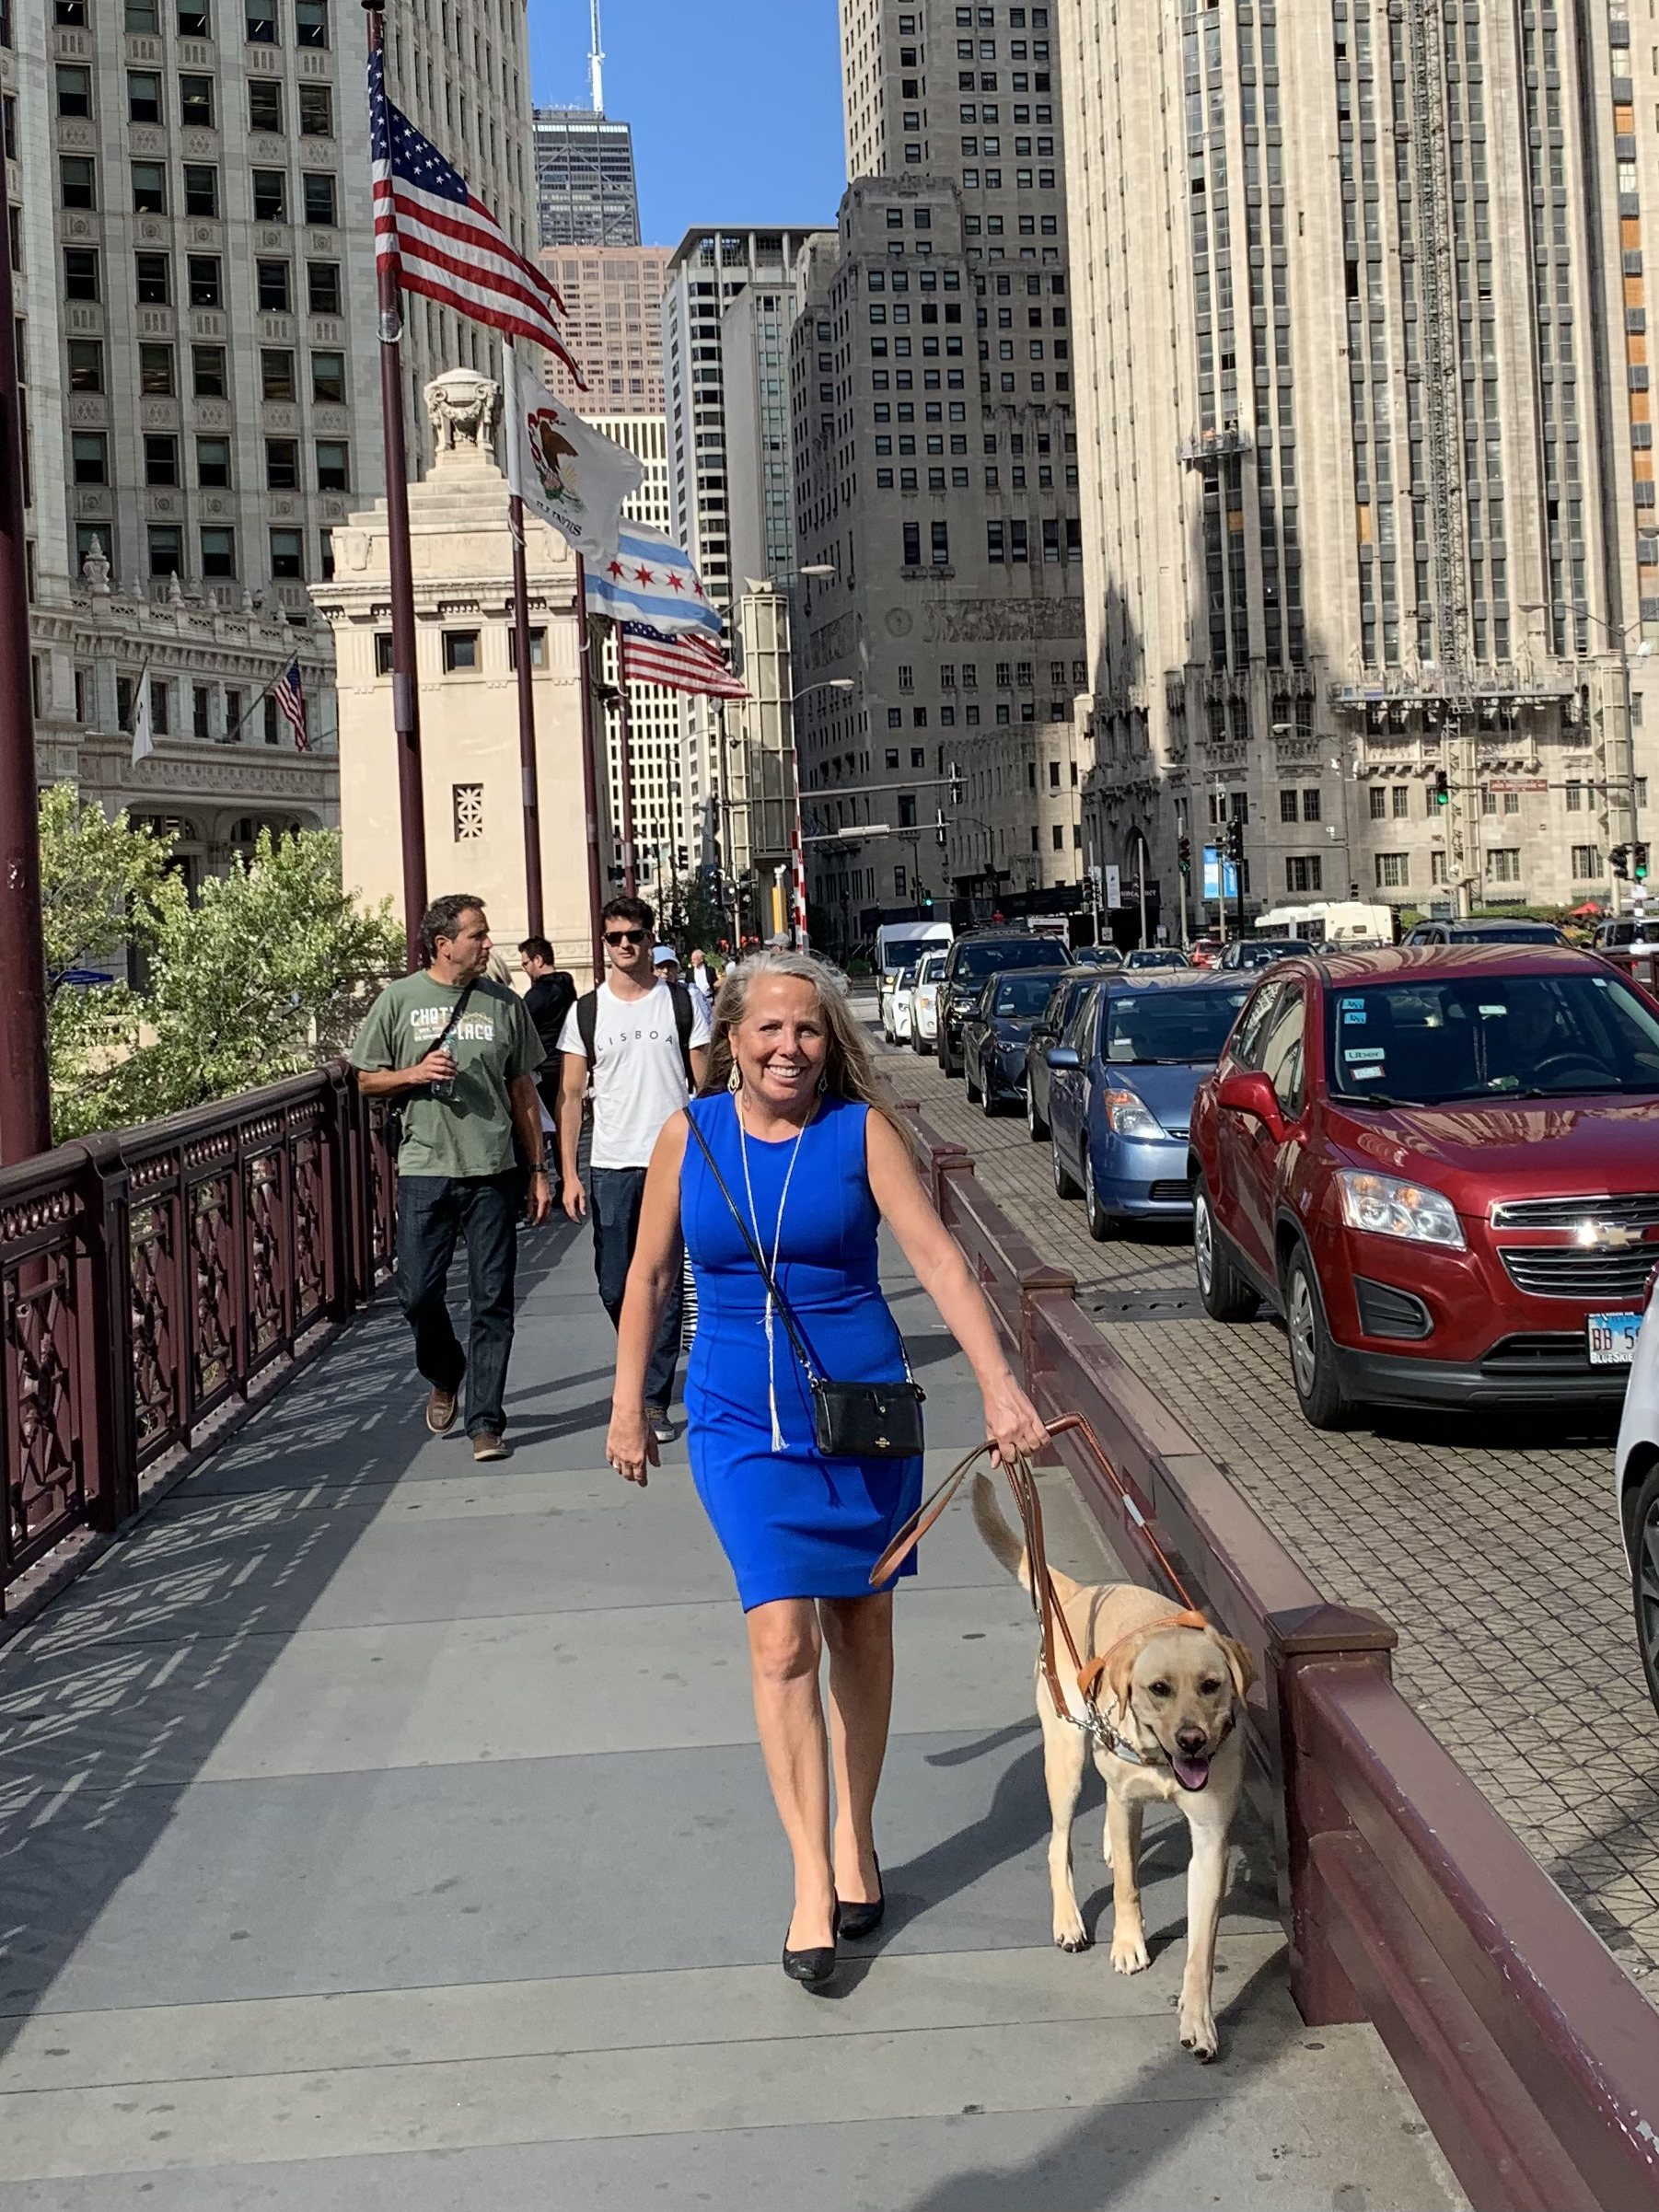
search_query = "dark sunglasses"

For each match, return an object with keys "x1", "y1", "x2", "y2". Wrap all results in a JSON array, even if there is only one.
[{"x1": 604, "y1": 928, "x2": 647, "y2": 946}]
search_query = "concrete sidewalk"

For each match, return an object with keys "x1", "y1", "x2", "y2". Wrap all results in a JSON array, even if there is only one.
[{"x1": 0, "y1": 1213, "x2": 1461, "y2": 2208}]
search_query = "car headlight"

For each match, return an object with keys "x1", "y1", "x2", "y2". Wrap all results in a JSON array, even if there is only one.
[
  {"x1": 1336, "y1": 1170, "x2": 1465, "y2": 1249},
  {"x1": 1104, "y1": 1089, "x2": 1165, "y2": 1139}
]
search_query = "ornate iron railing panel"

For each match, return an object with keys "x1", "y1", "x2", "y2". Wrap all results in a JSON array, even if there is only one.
[{"x1": 0, "y1": 1063, "x2": 389, "y2": 1612}]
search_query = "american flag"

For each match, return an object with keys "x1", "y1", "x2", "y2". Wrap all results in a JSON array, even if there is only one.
[
  {"x1": 621, "y1": 624, "x2": 749, "y2": 701},
  {"x1": 367, "y1": 50, "x2": 583, "y2": 385},
  {"x1": 273, "y1": 659, "x2": 307, "y2": 749}
]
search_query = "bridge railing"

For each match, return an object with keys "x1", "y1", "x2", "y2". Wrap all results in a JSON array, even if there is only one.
[
  {"x1": 893, "y1": 1091, "x2": 1659, "y2": 2212},
  {"x1": 0, "y1": 1060, "x2": 389, "y2": 1624}
]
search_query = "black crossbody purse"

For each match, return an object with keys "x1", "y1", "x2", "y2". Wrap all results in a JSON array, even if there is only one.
[
  {"x1": 384, "y1": 981, "x2": 476, "y2": 1159},
  {"x1": 684, "y1": 1110, "x2": 925, "y2": 1460}
]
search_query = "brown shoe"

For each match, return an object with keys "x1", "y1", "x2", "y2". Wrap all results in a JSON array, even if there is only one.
[
  {"x1": 425, "y1": 1385, "x2": 459, "y2": 1434},
  {"x1": 471, "y1": 1431, "x2": 509, "y2": 1462}
]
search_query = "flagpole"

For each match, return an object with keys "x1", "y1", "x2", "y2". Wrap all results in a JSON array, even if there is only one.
[
  {"x1": 366, "y1": 6, "x2": 427, "y2": 972},
  {"x1": 612, "y1": 623, "x2": 639, "y2": 898},
  {"x1": 574, "y1": 556, "x2": 606, "y2": 982},
  {"x1": 501, "y1": 342, "x2": 546, "y2": 939}
]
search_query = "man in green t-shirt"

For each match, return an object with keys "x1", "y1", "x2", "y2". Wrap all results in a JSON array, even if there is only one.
[{"x1": 351, "y1": 894, "x2": 549, "y2": 1461}]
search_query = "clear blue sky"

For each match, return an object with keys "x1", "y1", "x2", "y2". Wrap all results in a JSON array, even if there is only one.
[{"x1": 527, "y1": 0, "x2": 847, "y2": 246}]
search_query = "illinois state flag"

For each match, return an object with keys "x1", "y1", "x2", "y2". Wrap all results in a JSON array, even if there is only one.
[
  {"x1": 581, "y1": 525, "x2": 724, "y2": 643},
  {"x1": 503, "y1": 344, "x2": 643, "y2": 562}
]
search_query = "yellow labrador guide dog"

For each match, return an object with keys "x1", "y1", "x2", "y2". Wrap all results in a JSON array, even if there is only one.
[{"x1": 972, "y1": 1474, "x2": 1254, "y2": 2062}]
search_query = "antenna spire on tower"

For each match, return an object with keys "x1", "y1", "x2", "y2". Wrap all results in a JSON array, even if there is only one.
[{"x1": 589, "y1": 0, "x2": 605, "y2": 112}]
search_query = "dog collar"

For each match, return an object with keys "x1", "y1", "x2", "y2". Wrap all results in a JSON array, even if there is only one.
[{"x1": 1075, "y1": 1699, "x2": 1238, "y2": 1768}]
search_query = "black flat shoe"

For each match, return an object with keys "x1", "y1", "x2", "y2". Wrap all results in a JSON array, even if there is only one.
[
  {"x1": 782, "y1": 1904, "x2": 840, "y2": 1986},
  {"x1": 838, "y1": 1856, "x2": 885, "y2": 1942}
]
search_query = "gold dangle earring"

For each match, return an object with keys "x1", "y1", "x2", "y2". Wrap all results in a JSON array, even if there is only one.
[{"x1": 727, "y1": 1057, "x2": 742, "y2": 1094}]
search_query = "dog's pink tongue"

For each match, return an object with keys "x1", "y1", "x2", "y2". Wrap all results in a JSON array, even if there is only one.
[{"x1": 1172, "y1": 1755, "x2": 1211, "y2": 1792}]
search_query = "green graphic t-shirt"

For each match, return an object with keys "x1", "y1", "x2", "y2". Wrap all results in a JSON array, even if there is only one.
[{"x1": 350, "y1": 973, "x2": 543, "y2": 1179}]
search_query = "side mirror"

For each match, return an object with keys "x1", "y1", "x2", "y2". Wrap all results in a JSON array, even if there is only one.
[
  {"x1": 1217, "y1": 1069, "x2": 1285, "y2": 1141},
  {"x1": 1046, "y1": 1045, "x2": 1082, "y2": 1071}
]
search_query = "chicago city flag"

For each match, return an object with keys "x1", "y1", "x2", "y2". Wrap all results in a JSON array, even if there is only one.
[
  {"x1": 580, "y1": 526, "x2": 723, "y2": 643},
  {"x1": 503, "y1": 346, "x2": 643, "y2": 562}
]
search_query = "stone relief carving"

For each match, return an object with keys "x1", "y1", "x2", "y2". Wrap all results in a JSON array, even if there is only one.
[
  {"x1": 424, "y1": 368, "x2": 501, "y2": 452},
  {"x1": 921, "y1": 598, "x2": 1082, "y2": 644}
]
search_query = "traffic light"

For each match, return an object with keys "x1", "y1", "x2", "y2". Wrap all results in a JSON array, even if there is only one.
[
  {"x1": 1612, "y1": 844, "x2": 1631, "y2": 880},
  {"x1": 1224, "y1": 816, "x2": 1245, "y2": 863},
  {"x1": 948, "y1": 759, "x2": 965, "y2": 805},
  {"x1": 1178, "y1": 835, "x2": 1192, "y2": 877},
  {"x1": 1433, "y1": 770, "x2": 1449, "y2": 808},
  {"x1": 1638, "y1": 843, "x2": 1651, "y2": 883},
  {"x1": 934, "y1": 807, "x2": 947, "y2": 849},
  {"x1": 921, "y1": 888, "x2": 934, "y2": 911}
]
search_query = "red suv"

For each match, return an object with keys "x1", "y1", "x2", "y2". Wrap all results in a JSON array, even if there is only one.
[{"x1": 1188, "y1": 945, "x2": 1659, "y2": 1427}]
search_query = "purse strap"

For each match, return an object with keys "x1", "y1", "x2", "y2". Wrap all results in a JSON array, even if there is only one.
[
  {"x1": 425, "y1": 980, "x2": 477, "y2": 1069},
  {"x1": 683, "y1": 1106, "x2": 825, "y2": 1384}
]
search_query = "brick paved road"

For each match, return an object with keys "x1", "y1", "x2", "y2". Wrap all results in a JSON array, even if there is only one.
[{"x1": 872, "y1": 1002, "x2": 1659, "y2": 2000}]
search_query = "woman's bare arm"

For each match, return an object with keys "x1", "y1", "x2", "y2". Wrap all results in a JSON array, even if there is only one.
[
  {"x1": 864, "y1": 1111, "x2": 1048, "y2": 1464},
  {"x1": 605, "y1": 1111, "x2": 690, "y2": 1487}
]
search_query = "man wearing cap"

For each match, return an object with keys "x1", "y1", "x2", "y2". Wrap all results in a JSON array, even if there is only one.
[{"x1": 653, "y1": 946, "x2": 681, "y2": 986}]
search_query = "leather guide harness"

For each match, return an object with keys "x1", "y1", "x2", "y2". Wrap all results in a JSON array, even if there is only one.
[{"x1": 871, "y1": 1412, "x2": 1213, "y2": 1764}]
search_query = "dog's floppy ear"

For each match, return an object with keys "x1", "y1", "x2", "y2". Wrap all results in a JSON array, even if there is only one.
[
  {"x1": 1085, "y1": 1628, "x2": 1146, "y2": 1716},
  {"x1": 1218, "y1": 1633, "x2": 1255, "y2": 1700}
]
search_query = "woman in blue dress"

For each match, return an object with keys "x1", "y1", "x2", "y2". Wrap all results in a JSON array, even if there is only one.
[{"x1": 606, "y1": 951, "x2": 1047, "y2": 1987}]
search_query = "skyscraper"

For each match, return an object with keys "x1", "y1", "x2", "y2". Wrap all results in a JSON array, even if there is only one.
[
  {"x1": 1063, "y1": 0, "x2": 1656, "y2": 922},
  {"x1": 531, "y1": 108, "x2": 639, "y2": 248},
  {"x1": 537, "y1": 244, "x2": 668, "y2": 410},
  {"x1": 790, "y1": 3, "x2": 1087, "y2": 944}
]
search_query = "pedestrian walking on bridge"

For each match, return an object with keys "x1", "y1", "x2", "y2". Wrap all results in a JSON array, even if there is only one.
[
  {"x1": 558, "y1": 894, "x2": 712, "y2": 1443},
  {"x1": 605, "y1": 950, "x2": 1046, "y2": 1987},
  {"x1": 351, "y1": 895, "x2": 551, "y2": 1461}
]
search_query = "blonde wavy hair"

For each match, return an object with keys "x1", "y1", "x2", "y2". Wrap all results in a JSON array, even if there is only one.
[{"x1": 700, "y1": 949, "x2": 914, "y2": 1152}]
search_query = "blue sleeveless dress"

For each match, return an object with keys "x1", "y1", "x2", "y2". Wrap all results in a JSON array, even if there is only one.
[{"x1": 681, "y1": 1092, "x2": 925, "y2": 1610}]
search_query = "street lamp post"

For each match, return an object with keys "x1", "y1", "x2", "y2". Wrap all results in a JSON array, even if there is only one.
[{"x1": 787, "y1": 662, "x2": 855, "y2": 948}]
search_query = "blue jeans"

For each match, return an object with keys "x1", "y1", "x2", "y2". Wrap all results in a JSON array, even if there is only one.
[
  {"x1": 396, "y1": 1172, "x2": 520, "y2": 1438},
  {"x1": 590, "y1": 1164, "x2": 682, "y2": 1411}
]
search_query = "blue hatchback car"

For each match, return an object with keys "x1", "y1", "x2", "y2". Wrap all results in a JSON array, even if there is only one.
[{"x1": 1045, "y1": 972, "x2": 1253, "y2": 1239}]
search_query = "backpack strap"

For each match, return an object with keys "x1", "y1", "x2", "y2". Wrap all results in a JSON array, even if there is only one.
[
  {"x1": 575, "y1": 988, "x2": 597, "y2": 1066},
  {"x1": 671, "y1": 981, "x2": 695, "y2": 1088}
]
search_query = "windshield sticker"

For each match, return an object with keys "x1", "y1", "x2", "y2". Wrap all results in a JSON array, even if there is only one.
[
  {"x1": 1343, "y1": 1047, "x2": 1386, "y2": 1062},
  {"x1": 1340, "y1": 996, "x2": 1364, "y2": 1009},
  {"x1": 1342, "y1": 1009, "x2": 1367, "y2": 1025},
  {"x1": 1350, "y1": 1064, "x2": 1385, "y2": 1081},
  {"x1": 1478, "y1": 1003, "x2": 1508, "y2": 1016}
]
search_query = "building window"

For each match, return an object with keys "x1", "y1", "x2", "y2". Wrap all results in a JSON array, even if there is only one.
[
  {"x1": 249, "y1": 80, "x2": 283, "y2": 131},
  {"x1": 1431, "y1": 851, "x2": 1449, "y2": 886},
  {"x1": 257, "y1": 261, "x2": 290, "y2": 310},
  {"x1": 1375, "y1": 852, "x2": 1410, "y2": 889},
  {"x1": 297, "y1": 84, "x2": 332, "y2": 136},
  {"x1": 252, "y1": 168, "x2": 287, "y2": 222},
  {"x1": 911, "y1": 747, "x2": 926, "y2": 768},
  {"x1": 269, "y1": 527, "x2": 304, "y2": 579},
  {"x1": 1010, "y1": 519, "x2": 1028, "y2": 562},
  {"x1": 265, "y1": 438, "x2": 298, "y2": 489},
  {"x1": 1572, "y1": 845, "x2": 1604, "y2": 879},
  {"x1": 1367, "y1": 786, "x2": 1386, "y2": 821},
  {"x1": 1285, "y1": 855, "x2": 1323, "y2": 893},
  {"x1": 311, "y1": 350, "x2": 344, "y2": 402},
  {"x1": 453, "y1": 782, "x2": 485, "y2": 840},
  {"x1": 188, "y1": 256, "x2": 222, "y2": 307},
  {"x1": 375, "y1": 634, "x2": 394, "y2": 676},
  {"x1": 506, "y1": 626, "x2": 545, "y2": 669},
  {"x1": 261, "y1": 349, "x2": 295, "y2": 400},
  {"x1": 193, "y1": 685, "x2": 211, "y2": 739},
  {"x1": 135, "y1": 346, "x2": 173, "y2": 400},
  {"x1": 902, "y1": 521, "x2": 921, "y2": 565},
  {"x1": 147, "y1": 524, "x2": 183, "y2": 576},
  {"x1": 225, "y1": 686, "x2": 243, "y2": 736},
  {"x1": 67, "y1": 341, "x2": 104, "y2": 392},
  {"x1": 64, "y1": 250, "x2": 100, "y2": 301},
  {"x1": 143, "y1": 434, "x2": 177, "y2": 486},
  {"x1": 124, "y1": 0, "x2": 157, "y2": 26},
  {"x1": 72, "y1": 434, "x2": 108, "y2": 486},
  {"x1": 191, "y1": 344, "x2": 226, "y2": 395},
  {"x1": 443, "y1": 631, "x2": 480, "y2": 672},
  {"x1": 196, "y1": 436, "x2": 230, "y2": 487},
  {"x1": 1280, "y1": 788, "x2": 1299, "y2": 824},
  {"x1": 179, "y1": 73, "x2": 214, "y2": 125},
  {"x1": 149, "y1": 679, "x2": 170, "y2": 736},
  {"x1": 1302, "y1": 789, "x2": 1321, "y2": 823},
  {"x1": 303, "y1": 171, "x2": 337, "y2": 225},
  {"x1": 319, "y1": 528, "x2": 335, "y2": 581},
  {"x1": 178, "y1": 0, "x2": 210, "y2": 30},
  {"x1": 60, "y1": 157, "x2": 97, "y2": 211},
  {"x1": 200, "y1": 527, "x2": 237, "y2": 578},
  {"x1": 56, "y1": 64, "x2": 92, "y2": 115},
  {"x1": 887, "y1": 708, "x2": 903, "y2": 729},
  {"x1": 1485, "y1": 848, "x2": 1522, "y2": 885},
  {"x1": 931, "y1": 519, "x2": 949, "y2": 564},
  {"x1": 245, "y1": 0, "x2": 275, "y2": 38},
  {"x1": 315, "y1": 440, "x2": 348, "y2": 491},
  {"x1": 1566, "y1": 781, "x2": 1584, "y2": 813},
  {"x1": 987, "y1": 519, "x2": 1004, "y2": 562},
  {"x1": 296, "y1": 0, "x2": 327, "y2": 42},
  {"x1": 307, "y1": 261, "x2": 341, "y2": 315},
  {"x1": 183, "y1": 165, "x2": 218, "y2": 216}
]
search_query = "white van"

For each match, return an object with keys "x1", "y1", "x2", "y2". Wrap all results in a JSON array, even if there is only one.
[
  {"x1": 875, "y1": 920, "x2": 953, "y2": 980},
  {"x1": 1252, "y1": 899, "x2": 1395, "y2": 946}
]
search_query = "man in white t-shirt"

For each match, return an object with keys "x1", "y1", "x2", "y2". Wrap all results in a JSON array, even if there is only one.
[{"x1": 557, "y1": 895, "x2": 712, "y2": 1441}]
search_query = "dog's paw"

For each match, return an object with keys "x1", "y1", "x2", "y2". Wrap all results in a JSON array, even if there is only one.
[
  {"x1": 1109, "y1": 1926, "x2": 1150, "y2": 1975},
  {"x1": 1052, "y1": 1913, "x2": 1091, "y2": 1953},
  {"x1": 1178, "y1": 2002, "x2": 1219, "y2": 2062}
]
